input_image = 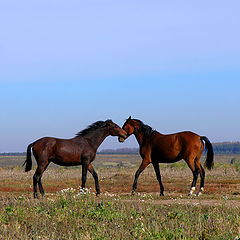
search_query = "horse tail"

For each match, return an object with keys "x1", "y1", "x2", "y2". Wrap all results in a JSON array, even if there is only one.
[
  {"x1": 200, "y1": 136, "x2": 214, "y2": 170},
  {"x1": 23, "y1": 143, "x2": 34, "y2": 172}
]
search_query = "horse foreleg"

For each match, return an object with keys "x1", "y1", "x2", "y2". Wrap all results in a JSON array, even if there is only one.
[
  {"x1": 81, "y1": 162, "x2": 88, "y2": 189},
  {"x1": 132, "y1": 159, "x2": 149, "y2": 195},
  {"x1": 152, "y1": 162, "x2": 164, "y2": 196},
  {"x1": 88, "y1": 163, "x2": 100, "y2": 196}
]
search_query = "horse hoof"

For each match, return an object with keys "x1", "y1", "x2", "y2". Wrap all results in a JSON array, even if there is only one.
[
  {"x1": 131, "y1": 191, "x2": 135, "y2": 196},
  {"x1": 197, "y1": 188, "x2": 204, "y2": 196},
  {"x1": 197, "y1": 191, "x2": 202, "y2": 196},
  {"x1": 188, "y1": 187, "x2": 196, "y2": 196},
  {"x1": 96, "y1": 193, "x2": 100, "y2": 197},
  {"x1": 160, "y1": 193, "x2": 164, "y2": 197}
]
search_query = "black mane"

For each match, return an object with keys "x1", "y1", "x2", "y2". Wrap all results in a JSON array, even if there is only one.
[
  {"x1": 133, "y1": 119, "x2": 156, "y2": 136},
  {"x1": 76, "y1": 120, "x2": 110, "y2": 137}
]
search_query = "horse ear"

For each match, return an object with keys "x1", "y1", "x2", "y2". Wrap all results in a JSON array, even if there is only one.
[{"x1": 128, "y1": 116, "x2": 131, "y2": 120}]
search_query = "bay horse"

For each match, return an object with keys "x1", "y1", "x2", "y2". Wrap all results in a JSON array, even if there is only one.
[
  {"x1": 118, "y1": 116, "x2": 214, "y2": 196},
  {"x1": 23, "y1": 120, "x2": 127, "y2": 198}
]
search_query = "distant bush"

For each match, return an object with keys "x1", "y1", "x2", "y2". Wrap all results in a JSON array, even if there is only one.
[
  {"x1": 230, "y1": 158, "x2": 240, "y2": 164},
  {"x1": 230, "y1": 158, "x2": 240, "y2": 172}
]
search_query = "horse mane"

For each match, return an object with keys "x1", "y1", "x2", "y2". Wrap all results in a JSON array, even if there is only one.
[
  {"x1": 76, "y1": 120, "x2": 111, "y2": 137},
  {"x1": 133, "y1": 119, "x2": 156, "y2": 136}
]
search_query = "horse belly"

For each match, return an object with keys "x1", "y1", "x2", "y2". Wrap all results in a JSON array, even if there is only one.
[
  {"x1": 151, "y1": 148, "x2": 182, "y2": 164},
  {"x1": 51, "y1": 158, "x2": 82, "y2": 166},
  {"x1": 157, "y1": 158, "x2": 181, "y2": 164},
  {"x1": 51, "y1": 157, "x2": 82, "y2": 166},
  {"x1": 52, "y1": 149, "x2": 82, "y2": 166}
]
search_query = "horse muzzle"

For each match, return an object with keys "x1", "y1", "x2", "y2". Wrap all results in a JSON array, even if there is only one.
[
  {"x1": 118, "y1": 136, "x2": 126, "y2": 142},
  {"x1": 118, "y1": 133, "x2": 128, "y2": 142}
]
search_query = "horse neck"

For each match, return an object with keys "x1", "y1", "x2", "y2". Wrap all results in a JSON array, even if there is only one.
[
  {"x1": 84, "y1": 129, "x2": 109, "y2": 151},
  {"x1": 133, "y1": 128, "x2": 145, "y2": 146}
]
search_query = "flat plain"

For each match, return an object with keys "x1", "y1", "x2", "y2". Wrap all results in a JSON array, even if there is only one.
[{"x1": 0, "y1": 154, "x2": 240, "y2": 239}]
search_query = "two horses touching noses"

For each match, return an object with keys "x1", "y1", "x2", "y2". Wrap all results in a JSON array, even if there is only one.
[{"x1": 24, "y1": 117, "x2": 214, "y2": 198}]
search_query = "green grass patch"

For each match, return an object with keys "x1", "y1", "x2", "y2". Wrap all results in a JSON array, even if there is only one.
[{"x1": 0, "y1": 190, "x2": 240, "y2": 239}]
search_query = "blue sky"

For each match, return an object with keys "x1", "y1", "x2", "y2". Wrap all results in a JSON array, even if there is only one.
[{"x1": 0, "y1": 1, "x2": 240, "y2": 152}]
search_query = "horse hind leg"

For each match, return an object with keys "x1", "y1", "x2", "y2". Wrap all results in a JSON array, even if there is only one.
[
  {"x1": 186, "y1": 157, "x2": 199, "y2": 196},
  {"x1": 38, "y1": 163, "x2": 49, "y2": 197},
  {"x1": 33, "y1": 169, "x2": 39, "y2": 198},
  {"x1": 38, "y1": 176, "x2": 45, "y2": 196},
  {"x1": 33, "y1": 162, "x2": 49, "y2": 198},
  {"x1": 195, "y1": 143, "x2": 205, "y2": 196},
  {"x1": 189, "y1": 168, "x2": 199, "y2": 196},
  {"x1": 196, "y1": 164, "x2": 205, "y2": 196}
]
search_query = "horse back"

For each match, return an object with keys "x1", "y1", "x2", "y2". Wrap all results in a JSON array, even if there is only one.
[{"x1": 32, "y1": 137, "x2": 93, "y2": 166}]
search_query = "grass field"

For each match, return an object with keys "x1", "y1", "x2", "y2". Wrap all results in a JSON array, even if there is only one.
[{"x1": 0, "y1": 154, "x2": 240, "y2": 239}]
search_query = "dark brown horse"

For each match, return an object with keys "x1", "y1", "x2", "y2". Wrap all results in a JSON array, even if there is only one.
[
  {"x1": 23, "y1": 120, "x2": 127, "y2": 198},
  {"x1": 118, "y1": 117, "x2": 214, "y2": 196}
]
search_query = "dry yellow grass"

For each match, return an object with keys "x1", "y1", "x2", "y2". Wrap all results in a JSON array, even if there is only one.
[{"x1": 0, "y1": 154, "x2": 240, "y2": 199}]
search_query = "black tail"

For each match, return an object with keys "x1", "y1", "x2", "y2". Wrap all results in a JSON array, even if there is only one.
[
  {"x1": 23, "y1": 143, "x2": 34, "y2": 172},
  {"x1": 200, "y1": 136, "x2": 214, "y2": 170}
]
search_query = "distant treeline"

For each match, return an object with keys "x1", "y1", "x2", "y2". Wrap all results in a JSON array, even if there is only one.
[
  {"x1": 1, "y1": 142, "x2": 240, "y2": 155},
  {"x1": 0, "y1": 152, "x2": 26, "y2": 156},
  {"x1": 98, "y1": 148, "x2": 138, "y2": 154},
  {"x1": 213, "y1": 142, "x2": 240, "y2": 154}
]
